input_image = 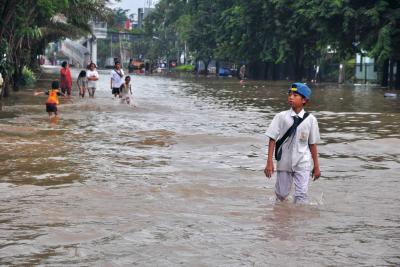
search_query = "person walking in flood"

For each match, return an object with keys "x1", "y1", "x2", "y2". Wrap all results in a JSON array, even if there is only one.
[
  {"x1": 34, "y1": 80, "x2": 65, "y2": 119},
  {"x1": 264, "y1": 82, "x2": 321, "y2": 204},
  {"x1": 110, "y1": 61, "x2": 124, "y2": 98},
  {"x1": 60, "y1": 61, "x2": 72, "y2": 96},
  {"x1": 86, "y1": 62, "x2": 99, "y2": 98},
  {"x1": 120, "y1": 76, "x2": 133, "y2": 105},
  {"x1": 239, "y1": 64, "x2": 246, "y2": 84},
  {"x1": 77, "y1": 70, "x2": 88, "y2": 98}
]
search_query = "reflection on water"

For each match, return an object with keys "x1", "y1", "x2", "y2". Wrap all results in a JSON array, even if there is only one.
[{"x1": 0, "y1": 68, "x2": 399, "y2": 265}]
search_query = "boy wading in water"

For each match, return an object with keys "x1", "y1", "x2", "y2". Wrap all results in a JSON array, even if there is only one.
[
  {"x1": 110, "y1": 61, "x2": 124, "y2": 98},
  {"x1": 264, "y1": 83, "x2": 321, "y2": 204},
  {"x1": 34, "y1": 80, "x2": 65, "y2": 119}
]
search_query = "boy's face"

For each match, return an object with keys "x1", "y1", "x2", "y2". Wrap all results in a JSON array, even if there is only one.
[{"x1": 288, "y1": 92, "x2": 307, "y2": 108}]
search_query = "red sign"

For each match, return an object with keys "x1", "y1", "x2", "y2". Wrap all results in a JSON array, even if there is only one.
[{"x1": 124, "y1": 19, "x2": 132, "y2": 30}]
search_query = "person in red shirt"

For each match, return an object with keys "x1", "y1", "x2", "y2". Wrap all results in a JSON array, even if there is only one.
[{"x1": 60, "y1": 61, "x2": 72, "y2": 96}]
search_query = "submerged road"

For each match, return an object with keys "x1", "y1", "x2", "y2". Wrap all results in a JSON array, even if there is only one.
[{"x1": 0, "y1": 67, "x2": 399, "y2": 266}]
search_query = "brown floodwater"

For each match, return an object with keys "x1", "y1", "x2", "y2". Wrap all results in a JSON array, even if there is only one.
[{"x1": 0, "y1": 67, "x2": 399, "y2": 266}]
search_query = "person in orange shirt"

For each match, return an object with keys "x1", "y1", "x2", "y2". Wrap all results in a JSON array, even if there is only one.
[
  {"x1": 34, "y1": 80, "x2": 65, "y2": 118},
  {"x1": 60, "y1": 61, "x2": 72, "y2": 96}
]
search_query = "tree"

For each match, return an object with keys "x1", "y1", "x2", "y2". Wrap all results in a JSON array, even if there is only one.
[
  {"x1": 145, "y1": 0, "x2": 400, "y2": 84},
  {"x1": 0, "y1": 0, "x2": 113, "y2": 97},
  {"x1": 144, "y1": 0, "x2": 191, "y2": 67}
]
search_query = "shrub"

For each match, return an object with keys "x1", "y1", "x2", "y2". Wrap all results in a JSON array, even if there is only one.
[
  {"x1": 22, "y1": 66, "x2": 36, "y2": 86},
  {"x1": 174, "y1": 64, "x2": 194, "y2": 72}
]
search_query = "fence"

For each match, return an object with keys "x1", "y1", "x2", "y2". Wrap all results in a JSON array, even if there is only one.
[{"x1": 318, "y1": 63, "x2": 382, "y2": 84}]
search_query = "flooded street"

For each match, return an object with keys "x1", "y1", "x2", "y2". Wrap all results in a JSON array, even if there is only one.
[{"x1": 0, "y1": 67, "x2": 399, "y2": 266}]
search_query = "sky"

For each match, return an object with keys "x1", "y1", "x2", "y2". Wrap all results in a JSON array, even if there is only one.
[{"x1": 110, "y1": 0, "x2": 156, "y2": 17}]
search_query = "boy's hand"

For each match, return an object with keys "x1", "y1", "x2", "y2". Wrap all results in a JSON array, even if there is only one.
[
  {"x1": 264, "y1": 160, "x2": 274, "y2": 178},
  {"x1": 312, "y1": 166, "x2": 321, "y2": 181}
]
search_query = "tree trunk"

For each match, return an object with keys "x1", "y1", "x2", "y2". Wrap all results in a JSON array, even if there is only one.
[
  {"x1": 338, "y1": 64, "x2": 345, "y2": 84},
  {"x1": 293, "y1": 47, "x2": 304, "y2": 81},
  {"x1": 294, "y1": 63, "x2": 304, "y2": 81},
  {"x1": 195, "y1": 59, "x2": 199, "y2": 78},
  {"x1": 272, "y1": 64, "x2": 278, "y2": 81},
  {"x1": 263, "y1": 62, "x2": 268, "y2": 80},
  {"x1": 12, "y1": 65, "x2": 23, "y2": 91},
  {"x1": 381, "y1": 59, "x2": 389, "y2": 87},
  {"x1": 204, "y1": 59, "x2": 209, "y2": 75},
  {"x1": 395, "y1": 60, "x2": 400, "y2": 89},
  {"x1": 389, "y1": 59, "x2": 394, "y2": 89},
  {"x1": 247, "y1": 61, "x2": 256, "y2": 79},
  {"x1": 2, "y1": 76, "x2": 10, "y2": 97}
]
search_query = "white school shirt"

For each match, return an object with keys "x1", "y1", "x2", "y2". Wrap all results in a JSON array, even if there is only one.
[
  {"x1": 266, "y1": 108, "x2": 320, "y2": 172},
  {"x1": 110, "y1": 69, "x2": 125, "y2": 88},
  {"x1": 86, "y1": 69, "x2": 99, "y2": 88}
]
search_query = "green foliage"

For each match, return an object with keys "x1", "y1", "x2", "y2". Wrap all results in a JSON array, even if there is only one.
[
  {"x1": 370, "y1": 25, "x2": 392, "y2": 63},
  {"x1": 175, "y1": 15, "x2": 191, "y2": 42},
  {"x1": 144, "y1": 0, "x2": 191, "y2": 62},
  {"x1": 22, "y1": 66, "x2": 36, "y2": 86},
  {"x1": 129, "y1": 28, "x2": 145, "y2": 35},
  {"x1": 0, "y1": 0, "x2": 113, "y2": 95},
  {"x1": 215, "y1": 5, "x2": 246, "y2": 61},
  {"x1": 108, "y1": 7, "x2": 129, "y2": 30},
  {"x1": 174, "y1": 64, "x2": 194, "y2": 72},
  {"x1": 0, "y1": 40, "x2": 10, "y2": 76},
  {"x1": 145, "y1": 0, "x2": 400, "y2": 81}
]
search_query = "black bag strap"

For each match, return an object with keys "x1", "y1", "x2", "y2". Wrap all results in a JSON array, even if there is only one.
[{"x1": 274, "y1": 112, "x2": 309, "y2": 161}]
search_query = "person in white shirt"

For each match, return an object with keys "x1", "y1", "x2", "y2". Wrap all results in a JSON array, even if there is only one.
[
  {"x1": 86, "y1": 62, "x2": 99, "y2": 98},
  {"x1": 110, "y1": 61, "x2": 124, "y2": 98},
  {"x1": 264, "y1": 82, "x2": 321, "y2": 204}
]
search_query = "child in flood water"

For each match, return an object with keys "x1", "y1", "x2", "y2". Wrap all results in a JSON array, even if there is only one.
[
  {"x1": 34, "y1": 80, "x2": 65, "y2": 118},
  {"x1": 120, "y1": 75, "x2": 133, "y2": 105},
  {"x1": 264, "y1": 82, "x2": 321, "y2": 204},
  {"x1": 77, "y1": 70, "x2": 88, "y2": 98},
  {"x1": 86, "y1": 62, "x2": 99, "y2": 98}
]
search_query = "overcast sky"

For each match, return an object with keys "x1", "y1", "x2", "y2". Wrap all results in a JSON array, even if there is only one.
[{"x1": 110, "y1": 0, "x2": 156, "y2": 16}]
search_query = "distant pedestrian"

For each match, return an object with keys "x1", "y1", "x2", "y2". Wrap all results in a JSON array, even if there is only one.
[
  {"x1": 34, "y1": 80, "x2": 65, "y2": 119},
  {"x1": 60, "y1": 61, "x2": 72, "y2": 96},
  {"x1": 120, "y1": 76, "x2": 133, "y2": 105},
  {"x1": 313, "y1": 65, "x2": 320, "y2": 83},
  {"x1": 110, "y1": 61, "x2": 124, "y2": 98},
  {"x1": 128, "y1": 59, "x2": 135, "y2": 73},
  {"x1": 264, "y1": 82, "x2": 321, "y2": 204},
  {"x1": 239, "y1": 64, "x2": 246, "y2": 81},
  {"x1": 86, "y1": 62, "x2": 99, "y2": 98},
  {"x1": 77, "y1": 70, "x2": 88, "y2": 98}
]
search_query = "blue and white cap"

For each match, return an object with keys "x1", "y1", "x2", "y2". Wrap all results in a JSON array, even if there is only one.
[{"x1": 289, "y1": 82, "x2": 311, "y2": 99}]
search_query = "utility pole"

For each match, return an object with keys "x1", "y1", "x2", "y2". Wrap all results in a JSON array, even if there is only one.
[{"x1": 119, "y1": 32, "x2": 123, "y2": 68}]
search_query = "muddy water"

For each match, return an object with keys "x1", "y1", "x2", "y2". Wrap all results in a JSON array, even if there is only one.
[{"x1": 0, "y1": 67, "x2": 399, "y2": 266}]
